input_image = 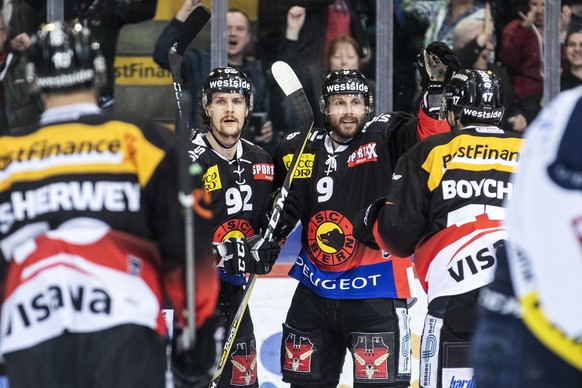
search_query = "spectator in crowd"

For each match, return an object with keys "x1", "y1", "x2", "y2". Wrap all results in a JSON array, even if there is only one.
[
  {"x1": 153, "y1": 1, "x2": 277, "y2": 156},
  {"x1": 0, "y1": 20, "x2": 220, "y2": 388},
  {"x1": 498, "y1": 0, "x2": 545, "y2": 124},
  {"x1": 402, "y1": 0, "x2": 485, "y2": 49},
  {"x1": 0, "y1": 10, "x2": 42, "y2": 134},
  {"x1": 275, "y1": 5, "x2": 371, "y2": 128},
  {"x1": 562, "y1": 28, "x2": 582, "y2": 91},
  {"x1": 292, "y1": 32, "x2": 375, "y2": 128},
  {"x1": 8, "y1": 0, "x2": 158, "y2": 111},
  {"x1": 401, "y1": 0, "x2": 485, "y2": 110},
  {"x1": 257, "y1": 0, "x2": 370, "y2": 75},
  {"x1": 452, "y1": 3, "x2": 528, "y2": 132},
  {"x1": 471, "y1": 74, "x2": 582, "y2": 388},
  {"x1": 0, "y1": 10, "x2": 12, "y2": 132},
  {"x1": 256, "y1": 0, "x2": 371, "y2": 134},
  {"x1": 355, "y1": 69, "x2": 523, "y2": 388}
]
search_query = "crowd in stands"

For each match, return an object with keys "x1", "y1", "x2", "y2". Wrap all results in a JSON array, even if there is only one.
[
  {"x1": 0, "y1": 1, "x2": 575, "y2": 149},
  {"x1": 0, "y1": 0, "x2": 581, "y2": 143}
]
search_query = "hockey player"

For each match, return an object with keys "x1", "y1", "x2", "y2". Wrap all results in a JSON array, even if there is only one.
[
  {"x1": 354, "y1": 69, "x2": 523, "y2": 388},
  {"x1": 274, "y1": 42, "x2": 459, "y2": 388},
  {"x1": 187, "y1": 67, "x2": 288, "y2": 388},
  {"x1": 470, "y1": 84, "x2": 582, "y2": 387},
  {"x1": 0, "y1": 21, "x2": 220, "y2": 387}
]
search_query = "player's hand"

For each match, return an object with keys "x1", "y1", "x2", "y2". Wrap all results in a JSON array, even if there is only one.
[
  {"x1": 172, "y1": 312, "x2": 223, "y2": 387},
  {"x1": 508, "y1": 114, "x2": 527, "y2": 132},
  {"x1": 176, "y1": 0, "x2": 201, "y2": 22},
  {"x1": 417, "y1": 41, "x2": 460, "y2": 88},
  {"x1": 269, "y1": 189, "x2": 302, "y2": 241},
  {"x1": 10, "y1": 33, "x2": 31, "y2": 52},
  {"x1": 219, "y1": 235, "x2": 281, "y2": 275},
  {"x1": 286, "y1": 6, "x2": 306, "y2": 40},
  {"x1": 353, "y1": 197, "x2": 386, "y2": 250},
  {"x1": 254, "y1": 120, "x2": 273, "y2": 144},
  {"x1": 476, "y1": 3, "x2": 494, "y2": 48}
]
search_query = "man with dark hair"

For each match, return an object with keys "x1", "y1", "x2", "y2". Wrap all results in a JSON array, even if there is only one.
[
  {"x1": 153, "y1": 1, "x2": 277, "y2": 156},
  {"x1": 274, "y1": 42, "x2": 459, "y2": 388},
  {"x1": 0, "y1": 20, "x2": 220, "y2": 388},
  {"x1": 354, "y1": 69, "x2": 523, "y2": 388}
]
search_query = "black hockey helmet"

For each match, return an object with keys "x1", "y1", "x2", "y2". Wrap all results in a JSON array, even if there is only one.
[
  {"x1": 442, "y1": 69, "x2": 504, "y2": 126},
  {"x1": 200, "y1": 67, "x2": 254, "y2": 117},
  {"x1": 26, "y1": 21, "x2": 106, "y2": 93},
  {"x1": 319, "y1": 69, "x2": 373, "y2": 114}
]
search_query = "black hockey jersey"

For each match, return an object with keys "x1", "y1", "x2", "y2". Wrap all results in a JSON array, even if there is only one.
[
  {"x1": 374, "y1": 126, "x2": 523, "y2": 302},
  {"x1": 188, "y1": 131, "x2": 275, "y2": 285},
  {"x1": 275, "y1": 111, "x2": 448, "y2": 299},
  {"x1": 0, "y1": 105, "x2": 219, "y2": 354}
]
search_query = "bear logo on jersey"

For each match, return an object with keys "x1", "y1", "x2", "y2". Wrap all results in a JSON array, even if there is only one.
[{"x1": 307, "y1": 210, "x2": 356, "y2": 267}]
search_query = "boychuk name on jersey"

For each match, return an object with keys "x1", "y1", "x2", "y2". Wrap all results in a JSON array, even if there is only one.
[{"x1": 442, "y1": 179, "x2": 513, "y2": 200}]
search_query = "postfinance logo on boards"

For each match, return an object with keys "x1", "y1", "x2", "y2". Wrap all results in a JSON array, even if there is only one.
[{"x1": 114, "y1": 56, "x2": 172, "y2": 86}]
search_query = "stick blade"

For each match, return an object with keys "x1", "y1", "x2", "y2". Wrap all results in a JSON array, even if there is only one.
[
  {"x1": 176, "y1": 6, "x2": 211, "y2": 55},
  {"x1": 271, "y1": 61, "x2": 302, "y2": 96},
  {"x1": 271, "y1": 61, "x2": 314, "y2": 128}
]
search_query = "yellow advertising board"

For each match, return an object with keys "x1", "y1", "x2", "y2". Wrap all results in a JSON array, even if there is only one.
[
  {"x1": 154, "y1": 0, "x2": 257, "y2": 21},
  {"x1": 114, "y1": 56, "x2": 172, "y2": 86}
]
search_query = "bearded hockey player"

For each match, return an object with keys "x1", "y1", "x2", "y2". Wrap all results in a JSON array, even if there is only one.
[
  {"x1": 274, "y1": 42, "x2": 459, "y2": 388},
  {"x1": 354, "y1": 68, "x2": 523, "y2": 388}
]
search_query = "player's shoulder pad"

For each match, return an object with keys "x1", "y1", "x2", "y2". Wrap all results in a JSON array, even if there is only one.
[
  {"x1": 240, "y1": 138, "x2": 274, "y2": 162},
  {"x1": 280, "y1": 128, "x2": 325, "y2": 150},
  {"x1": 362, "y1": 111, "x2": 415, "y2": 133},
  {"x1": 81, "y1": 111, "x2": 175, "y2": 150}
]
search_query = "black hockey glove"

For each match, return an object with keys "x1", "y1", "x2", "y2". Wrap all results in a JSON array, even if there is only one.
[
  {"x1": 417, "y1": 41, "x2": 460, "y2": 89},
  {"x1": 353, "y1": 197, "x2": 387, "y2": 250},
  {"x1": 172, "y1": 312, "x2": 224, "y2": 388},
  {"x1": 268, "y1": 189, "x2": 302, "y2": 241},
  {"x1": 219, "y1": 235, "x2": 281, "y2": 275}
]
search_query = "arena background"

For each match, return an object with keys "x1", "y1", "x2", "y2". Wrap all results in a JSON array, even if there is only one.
[
  {"x1": 113, "y1": 0, "x2": 258, "y2": 125},
  {"x1": 113, "y1": 2, "x2": 430, "y2": 387}
]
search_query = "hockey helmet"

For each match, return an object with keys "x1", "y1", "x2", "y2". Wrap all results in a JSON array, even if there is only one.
[
  {"x1": 442, "y1": 69, "x2": 504, "y2": 126},
  {"x1": 26, "y1": 21, "x2": 106, "y2": 93},
  {"x1": 319, "y1": 69, "x2": 373, "y2": 114},
  {"x1": 200, "y1": 67, "x2": 254, "y2": 112}
]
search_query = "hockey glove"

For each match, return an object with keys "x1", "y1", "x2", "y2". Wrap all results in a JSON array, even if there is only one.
[
  {"x1": 268, "y1": 189, "x2": 302, "y2": 241},
  {"x1": 417, "y1": 41, "x2": 460, "y2": 89},
  {"x1": 172, "y1": 311, "x2": 224, "y2": 388},
  {"x1": 353, "y1": 197, "x2": 387, "y2": 250},
  {"x1": 219, "y1": 235, "x2": 281, "y2": 275}
]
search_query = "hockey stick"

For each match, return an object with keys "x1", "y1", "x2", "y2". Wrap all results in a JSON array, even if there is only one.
[
  {"x1": 209, "y1": 61, "x2": 315, "y2": 388},
  {"x1": 168, "y1": 5, "x2": 211, "y2": 351},
  {"x1": 169, "y1": 5, "x2": 211, "y2": 130}
]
